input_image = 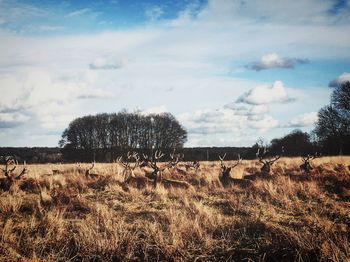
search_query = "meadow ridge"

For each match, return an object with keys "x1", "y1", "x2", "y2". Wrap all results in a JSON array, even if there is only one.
[{"x1": 1, "y1": 156, "x2": 350, "y2": 261}]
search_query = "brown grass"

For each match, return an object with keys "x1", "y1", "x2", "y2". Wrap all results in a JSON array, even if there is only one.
[{"x1": 0, "y1": 156, "x2": 350, "y2": 261}]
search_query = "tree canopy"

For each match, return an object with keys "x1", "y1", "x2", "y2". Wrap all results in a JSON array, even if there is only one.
[{"x1": 59, "y1": 111, "x2": 187, "y2": 161}]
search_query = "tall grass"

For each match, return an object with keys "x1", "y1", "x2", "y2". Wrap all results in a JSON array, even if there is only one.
[{"x1": 0, "y1": 157, "x2": 350, "y2": 261}]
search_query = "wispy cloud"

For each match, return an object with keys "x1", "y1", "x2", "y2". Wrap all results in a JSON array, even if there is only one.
[
  {"x1": 145, "y1": 6, "x2": 164, "y2": 22},
  {"x1": 37, "y1": 25, "x2": 64, "y2": 32},
  {"x1": 66, "y1": 8, "x2": 90, "y2": 18},
  {"x1": 247, "y1": 53, "x2": 309, "y2": 71},
  {"x1": 89, "y1": 57, "x2": 124, "y2": 70}
]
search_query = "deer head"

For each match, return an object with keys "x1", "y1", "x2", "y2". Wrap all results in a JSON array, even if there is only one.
[
  {"x1": 117, "y1": 152, "x2": 140, "y2": 182},
  {"x1": 144, "y1": 150, "x2": 165, "y2": 187},
  {"x1": 300, "y1": 153, "x2": 319, "y2": 173},
  {"x1": 256, "y1": 147, "x2": 283, "y2": 174},
  {"x1": 167, "y1": 148, "x2": 184, "y2": 169},
  {"x1": 0, "y1": 156, "x2": 28, "y2": 190},
  {"x1": 85, "y1": 162, "x2": 96, "y2": 177},
  {"x1": 219, "y1": 153, "x2": 242, "y2": 180}
]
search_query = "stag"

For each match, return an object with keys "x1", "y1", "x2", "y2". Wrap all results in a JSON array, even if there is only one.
[
  {"x1": 300, "y1": 154, "x2": 319, "y2": 173},
  {"x1": 85, "y1": 162, "x2": 99, "y2": 179},
  {"x1": 219, "y1": 153, "x2": 244, "y2": 186},
  {"x1": 0, "y1": 156, "x2": 28, "y2": 191},
  {"x1": 167, "y1": 149, "x2": 184, "y2": 169},
  {"x1": 117, "y1": 152, "x2": 140, "y2": 183},
  {"x1": 144, "y1": 150, "x2": 192, "y2": 189},
  {"x1": 256, "y1": 147, "x2": 283, "y2": 175},
  {"x1": 144, "y1": 150, "x2": 165, "y2": 187}
]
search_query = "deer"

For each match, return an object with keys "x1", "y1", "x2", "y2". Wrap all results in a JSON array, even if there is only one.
[
  {"x1": 166, "y1": 149, "x2": 188, "y2": 177},
  {"x1": 219, "y1": 153, "x2": 250, "y2": 187},
  {"x1": 117, "y1": 152, "x2": 142, "y2": 182},
  {"x1": 117, "y1": 152, "x2": 153, "y2": 189},
  {"x1": 85, "y1": 162, "x2": 99, "y2": 179},
  {"x1": 256, "y1": 147, "x2": 283, "y2": 175},
  {"x1": 300, "y1": 154, "x2": 319, "y2": 173},
  {"x1": 144, "y1": 150, "x2": 193, "y2": 189},
  {"x1": 0, "y1": 156, "x2": 28, "y2": 191}
]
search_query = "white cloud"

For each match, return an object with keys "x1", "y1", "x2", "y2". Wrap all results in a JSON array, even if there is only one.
[
  {"x1": 329, "y1": 72, "x2": 350, "y2": 87},
  {"x1": 89, "y1": 57, "x2": 124, "y2": 70},
  {"x1": 0, "y1": 17, "x2": 5, "y2": 25},
  {"x1": 285, "y1": 112, "x2": 319, "y2": 127},
  {"x1": 237, "y1": 81, "x2": 294, "y2": 105},
  {"x1": 0, "y1": 69, "x2": 111, "y2": 130},
  {"x1": 249, "y1": 105, "x2": 269, "y2": 115},
  {"x1": 178, "y1": 107, "x2": 280, "y2": 146},
  {"x1": 247, "y1": 53, "x2": 309, "y2": 71}
]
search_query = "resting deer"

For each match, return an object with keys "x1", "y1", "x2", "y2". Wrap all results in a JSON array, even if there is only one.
[
  {"x1": 85, "y1": 162, "x2": 99, "y2": 179},
  {"x1": 300, "y1": 154, "x2": 319, "y2": 173},
  {"x1": 144, "y1": 150, "x2": 192, "y2": 189},
  {"x1": 219, "y1": 153, "x2": 248, "y2": 187},
  {"x1": 117, "y1": 152, "x2": 141, "y2": 182},
  {"x1": 256, "y1": 147, "x2": 283, "y2": 175},
  {"x1": 0, "y1": 156, "x2": 28, "y2": 191},
  {"x1": 167, "y1": 149, "x2": 188, "y2": 176},
  {"x1": 116, "y1": 152, "x2": 155, "y2": 189}
]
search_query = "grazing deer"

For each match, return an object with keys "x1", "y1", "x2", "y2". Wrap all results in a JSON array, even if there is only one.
[
  {"x1": 300, "y1": 154, "x2": 319, "y2": 173},
  {"x1": 219, "y1": 153, "x2": 247, "y2": 187},
  {"x1": 85, "y1": 162, "x2": 99, "y2": 179},
  {"x1": 256, "y1": 147, "x2": 283, "y2": 175},
  {"x1": 0, "y1": 156, "x2": 28, "y2": 191}
]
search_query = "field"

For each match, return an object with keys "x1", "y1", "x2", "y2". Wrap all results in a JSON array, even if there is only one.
[{"x1": 1, "y1": 157, "x2": 350, "y2": 261}]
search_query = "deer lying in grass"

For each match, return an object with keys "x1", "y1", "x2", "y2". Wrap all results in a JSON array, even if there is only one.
[
  {"x1": 117, "y1": 152, "x2": 141, "y2": 182},
  {"x1": 167, "y1": 149, "x2": 189, "y2": 176},
  {"x1": 144, "y1": 150, "x2": 193, "y2": 189},
  {"x1": 256, "y1": 147, "x2": 283, "y2": 175},
  {"x1": 85, "y1": 162, "x2": 99, "y2": 179},
  {"x1": 219, "y1": 153, "x2": 250, "y2": 187},
  {"x1": 300, "y1": 154, "x2": 319, "y2": 173},
  {"x1": 0, "y1": 156, "x2": 28, "y2": 191}
]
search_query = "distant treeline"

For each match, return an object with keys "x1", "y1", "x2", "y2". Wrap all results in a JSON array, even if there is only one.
[{"x1": 0, "y1": 147, "x2": 252, "y2": 163}]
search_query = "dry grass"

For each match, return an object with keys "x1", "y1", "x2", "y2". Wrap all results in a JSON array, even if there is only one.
[{"x1": 1, "y1": 157, "x2": 350, "y2": 261}]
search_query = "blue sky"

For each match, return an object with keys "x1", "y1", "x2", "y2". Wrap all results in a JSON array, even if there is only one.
[{"x1": 0, "y1": 0, "x2": 349, "y2": 147}]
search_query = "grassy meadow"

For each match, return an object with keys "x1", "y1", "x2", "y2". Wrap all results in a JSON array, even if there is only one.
[{"x1": 1, "y1": 157, "x2": 350, "y2": 261}]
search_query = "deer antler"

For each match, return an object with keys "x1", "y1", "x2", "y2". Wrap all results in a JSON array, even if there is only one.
[
  {"x1": 230, "y1": 154, "x2": 242, "y2": 169},
  {"x1": 1, "y1": 156, "x2": 18, "y2": 178}
]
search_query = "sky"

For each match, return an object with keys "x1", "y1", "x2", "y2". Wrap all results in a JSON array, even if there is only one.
[{"x1": 0, "y1": 0, "x2": 350, "y2": 147}]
